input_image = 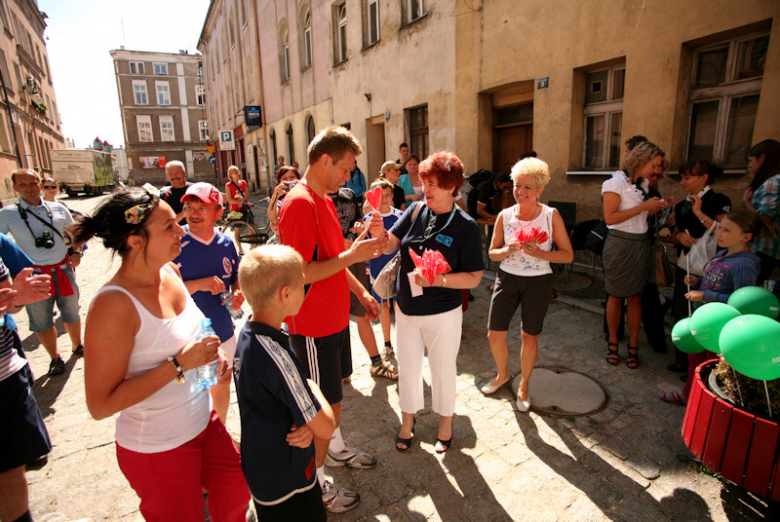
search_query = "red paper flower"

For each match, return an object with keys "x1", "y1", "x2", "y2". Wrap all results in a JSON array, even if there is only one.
[
  {"x1": 511, "y1": 226, "x2": 548, "y2": 245},
  {"x1": 365, "y1": 187, "x2": 383, "y2": 210},
  {"x1": 409, "y1": 248, "x2": 451, "y2": 286}
]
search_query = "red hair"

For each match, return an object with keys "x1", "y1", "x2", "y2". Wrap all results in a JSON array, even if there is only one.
[{"x1": 418, "y1": 151, "x2": 464, "y2": 196}]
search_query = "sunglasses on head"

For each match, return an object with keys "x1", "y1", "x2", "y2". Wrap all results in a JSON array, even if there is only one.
[{"x1": 43, "y1": 184, "x2": 57, "y2": 189}]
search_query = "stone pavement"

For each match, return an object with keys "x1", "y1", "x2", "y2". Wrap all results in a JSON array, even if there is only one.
[{"x1": 20, "y1": 194, "x2": 775, "y2": 521}]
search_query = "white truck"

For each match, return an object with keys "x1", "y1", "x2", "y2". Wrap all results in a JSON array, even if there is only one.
[{"x1": 51, "y1": 149, "x2": 116, "y2": 197}]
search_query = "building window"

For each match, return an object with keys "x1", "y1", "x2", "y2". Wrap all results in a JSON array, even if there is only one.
[
  {"x1": 160, "y1": 116, "x2": 175, "y2": 142},
  {"x1": 408, "y1": 105, "x2": 429, "y2": 159},
  {"x1": 229, "y1": 14, "x2": 236, "y2": 49},
  {"x1": 153, "y1": 62, "x2": 168, "y2": 75},
  {"x1": 306, "y1": 115, "x2": 316, "y2": 145},
  {"x1": 335, "y1": 3, "x2": 347, "y2": 64},
  {"x1": 156, "y1": 82, "x2": 171, "y2": 105},
  {"x1": 302, "y1": 8, "x2": 313, "y2": 69},
  {"x1": 240, "y1": 0, "x2": 248, "y2": 27},
  {"x1": 196, "y1": 85, "x2": 206, "y2": 106},
  {"x1": 129, "y1": 61, "x2": 145, "y2": 74},
  {"x1": 404, "y1": 0, "x2": 425, "y2": 25},
  {"x1": 132, "y1": 80, "x2": 148, "y2": 105},
  {"x1": 137, "y1": 115, "x2": 153, "y2": 142},
  {"x1": 686, "y1": 32, "x2": 768, "y2": 168},
  {"x1": 286, "y1": 123, "x2": 295, "y2": 165},
  {"x1": 281, "y1": 28, "x2": 290, "y2": 81},
  {"x1": 0, "y1": 51, "x2": 12, "y2": 94},
  {"x1": 270, "y1": 129, "x2": 277, "y2": 163},
  {"x1": 583, "y1": 64, "x2": 625, "y2": 170},
  {"x1": 0, "y1": 118, "x2": 10, "y2": 153},
  {"x1": 198, "y1": 120, "x2": 209, "y2": 141},
  {"x1": 365, "y1": 0, "x2": 379, "y2": 46}
]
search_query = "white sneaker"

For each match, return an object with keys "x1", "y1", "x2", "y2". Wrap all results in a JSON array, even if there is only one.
[
  {"x1": 325, "y1": 444, "x2": 377, "y2": 469},
  {"x1": 321, "y1": 480, "x2": 360, "y2": 513}
]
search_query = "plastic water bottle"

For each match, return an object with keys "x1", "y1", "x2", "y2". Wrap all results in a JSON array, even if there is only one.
[
  {"x1": 195, "y1": 318, "x2": 219, "y2": 388},
  {"x1": 220, "y1": 291, "x2": 243, "y2": 320}
]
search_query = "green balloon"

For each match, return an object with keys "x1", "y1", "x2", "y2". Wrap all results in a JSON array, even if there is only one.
[
  {"x1": 690, "y1": 303, "x2": 741, "y2": 353},
  {"x1": 727, "y1": 286, "x2": 780, "y2": 319},
  {"x1": 720, "y1": 315, "x2": 780, "y2": 381},
  {"x1": 671, "y1": 318, "x2": 705, "y2": 354}
]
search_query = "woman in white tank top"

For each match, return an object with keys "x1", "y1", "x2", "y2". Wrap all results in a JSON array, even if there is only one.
[
  {"x1": 72, "y1": 185, "x2": 249, "y2": 521},
  {"x1": 480, "y1": 159, "x2": 573, "y2": 412}
]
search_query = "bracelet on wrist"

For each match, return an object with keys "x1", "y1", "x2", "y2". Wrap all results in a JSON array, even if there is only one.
[{"x1": 167, "y1": 356, "x2": 186, "y2": 384}]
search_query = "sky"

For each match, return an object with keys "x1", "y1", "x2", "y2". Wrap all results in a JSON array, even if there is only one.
[{"x1": 39, "y1": 0, "x2": 211, "y2": 149}]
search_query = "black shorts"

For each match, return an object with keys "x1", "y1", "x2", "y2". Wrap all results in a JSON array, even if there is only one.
[
  {"x1": 487, "y1": 270, "x2": 553, "y2": 336},
  {"x1": 348, "y1": 262, "x2": 371, "y2": 318},
  {"x1": 290, "y1": 327, "x2": 351, "y2": 405},
  {"x1": 254, "y1": 482, "x2": 326, "y2": 522},
  {"x1": 0, "y1": 348, "x2": 52, "y2": 472}
]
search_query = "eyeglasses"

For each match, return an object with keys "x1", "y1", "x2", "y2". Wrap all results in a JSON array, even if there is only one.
[
  {"x1": 43, "y1": 185, "x2": 57, "y2": 189},
  {"x1": 124, "y1": 183, "x2": 161, "y2": 225},
  {"x1": 422, "y1": 213, "x2": 437, "y2": 241}
]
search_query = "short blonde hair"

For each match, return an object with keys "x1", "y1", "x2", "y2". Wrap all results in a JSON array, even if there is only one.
[
  {"x1": 369, "y1": 178, "x2": 394, "y2": 192},
  {"x1": 510, "y1": 157, "x2": 550, "y2": 188},
  {"x1": 623, "y1": 141, "x2": 664, "y2": 180},
  {"x1": 227, "y1": 165, "x2": 240, "y2": 178},
  {"x1": 239, "y1": 245, "x2": 303, "y2": 310}
]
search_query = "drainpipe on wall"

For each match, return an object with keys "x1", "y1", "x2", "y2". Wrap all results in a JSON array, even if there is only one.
[{"x1": 251, "y1": 0, "x2": 272, "y2": 196}]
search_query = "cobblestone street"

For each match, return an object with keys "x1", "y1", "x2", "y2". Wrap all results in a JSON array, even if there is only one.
[{"x1": 20, "y1": 194, "x2": 773, "y2": 521}]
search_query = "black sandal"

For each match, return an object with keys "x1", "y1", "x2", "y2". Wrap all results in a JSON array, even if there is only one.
[
  {"x1": 606, "y1": 343, "x2": 620, "y2": 365},
  {"x1": 626, "y1": 346, "x2": 639, "y2": 369},
  {"x1": 395, "y1": 419, "x2": 415, "y2": 451},
  {"x1": 435, "y1": 438, "x2": 453, "y2": 453}
]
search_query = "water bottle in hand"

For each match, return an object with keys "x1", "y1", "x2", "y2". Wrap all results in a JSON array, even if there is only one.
[
  {"x1": 220, "y1": 291, "x2": 243, "y2": 320},
  {"x1": 195, "y1": 318, "x2": 219, "y2": 388}
]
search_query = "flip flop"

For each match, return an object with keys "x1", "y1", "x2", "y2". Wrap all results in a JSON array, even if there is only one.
[{"x1": 660, "y1": 392, "x2": 687, "y2": 406}]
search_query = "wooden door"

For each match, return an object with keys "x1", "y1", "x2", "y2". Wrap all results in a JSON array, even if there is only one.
[{"x1": 496, "y1": 125, "x2": 533, "y2": 174}]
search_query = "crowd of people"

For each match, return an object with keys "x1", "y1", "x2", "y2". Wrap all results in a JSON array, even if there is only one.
[{"x1": 0, "y1": 128, "x2": 778, "y2": 521}]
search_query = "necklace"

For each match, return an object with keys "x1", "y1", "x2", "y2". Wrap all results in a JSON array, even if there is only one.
[{"x1": 514, "y1": 202, "x2": 540, "y2": 221}]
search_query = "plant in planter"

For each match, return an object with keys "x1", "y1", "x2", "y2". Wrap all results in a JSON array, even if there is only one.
[
  {"x1": 30, "y1": 101, "x2": 47, "y2": 114},
  {"x1": 673, "y1": 287, "x2": 780, "y2": 500}
]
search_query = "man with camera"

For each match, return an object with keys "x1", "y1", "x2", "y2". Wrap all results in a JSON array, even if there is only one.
[{"x1": 0, "y1": 169, "x2": 84, "y2": 376}]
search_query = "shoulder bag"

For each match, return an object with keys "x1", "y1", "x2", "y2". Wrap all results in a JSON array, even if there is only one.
[{"x1": 373, "y1": 202, "x2": 423, "y2": 299}]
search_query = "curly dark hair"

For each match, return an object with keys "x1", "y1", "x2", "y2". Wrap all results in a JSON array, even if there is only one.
[{"x1": 71, "y1": 187, "x2": 158, "y2": 255}]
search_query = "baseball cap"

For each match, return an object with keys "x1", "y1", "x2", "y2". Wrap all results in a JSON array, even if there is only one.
[
  {"x1": 180, "y1": 182, "x2": 223, "y2": 205},
  {"x1": 380, "y1": 161, "x2": 401, "y2": 175}
]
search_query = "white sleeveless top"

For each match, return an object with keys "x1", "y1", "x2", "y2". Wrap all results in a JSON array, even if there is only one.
[
  {"x1": 499, "y1": 204, "x2": 555, "y2": 277},
  {"x1": 92, "y1": 265, "x2": 210, "y2": 453}
]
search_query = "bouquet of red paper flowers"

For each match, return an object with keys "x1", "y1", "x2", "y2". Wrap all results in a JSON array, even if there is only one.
[
  {"x1": 511, "y1": 226, "x2": 548, "y2": 246},
  {"x1": 409, "y1": 248, "x2": 451, "y2": 286}
]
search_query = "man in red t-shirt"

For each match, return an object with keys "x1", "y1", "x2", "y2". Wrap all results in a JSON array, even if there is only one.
[{"x1": 279, "y1": 126, "x2": 385, "y2": 513}]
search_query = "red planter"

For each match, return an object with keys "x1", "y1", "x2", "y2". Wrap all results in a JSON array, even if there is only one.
[{"x1": 682, "y1": 360, "x2": 780, "y2": 500}]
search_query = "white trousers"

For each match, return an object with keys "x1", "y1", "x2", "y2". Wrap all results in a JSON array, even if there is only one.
[{"x1": 396, "y1": 306, "x2": 463, "y2": 417}]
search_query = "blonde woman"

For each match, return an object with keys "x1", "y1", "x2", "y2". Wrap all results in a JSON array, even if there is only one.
[{"x1": 481, "y1": 158, "x2": 573, "y2": 411}]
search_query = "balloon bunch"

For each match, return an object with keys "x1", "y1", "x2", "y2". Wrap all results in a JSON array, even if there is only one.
[
  {"x1": 671, "y1": 286, "x2": 780, "y2": 415},
  {"x1": 511, "y1": 226, "x2": 548, "y2": 246},
  {"x1": 408, "y1": 247, "x2": 451, "y2": 286}
]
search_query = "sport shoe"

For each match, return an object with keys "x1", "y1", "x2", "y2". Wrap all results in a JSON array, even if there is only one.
[
  {"x1": 325, "y1": 444, "x2": 377, "y2": 469},
  {"x1": 49, "y1": 357, "x2": 65, "y2": 376},
  {"x1": 321, "y1": 480, "x2": 360, "y2": 513}
]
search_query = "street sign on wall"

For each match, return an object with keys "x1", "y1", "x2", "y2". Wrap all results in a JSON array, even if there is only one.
[{"x1": 220, "y1": 130, "x2": 235, "y2": 151}]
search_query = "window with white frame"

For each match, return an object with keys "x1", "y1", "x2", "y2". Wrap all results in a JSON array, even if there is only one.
[
  {"x1": 198, "y1": 120, "x2": 209, "y2": 141},
  {"x1": 156, "y1": 81, "x2": 171, "y2": 105},
  {"x1": 129, "y1": 61, "x2": 145, "y2": 74},
  {"x1": 159, "y1": 116, "x2": 175, "y2": 142},
  {"x1": 366, "y1": 0, "x2": 379, "y2": 46},
  {"x1": 686, "y1": 31, "x2": 768, "y2": 168},
  {"x1": 404, "y1": 0, "x2": 425, "y2": 24},
  {"x1": 196, "y1": 85, "x2": 206, "y2": 106},
  {"x1": 583, "y1": 64, "x2": 625, "y2": 170},
  {"x1": 335, "y1": 3, "x2": 347, "y2": 64},
  {"x1": 132, "y1": 80, "x2": 148, "y2": 105},
  {"x1": 153, "y1": 62, "x2": 168, "y2": 75},
  {"x1": 302, "y1": 8, "x2": 313, "y2": 69},
  {"x1": 281, "y1": 28, "x2": 290, "y2": 81},
  {"x1": 136, "y1": 115, "x2": 153, "y2": 142}
]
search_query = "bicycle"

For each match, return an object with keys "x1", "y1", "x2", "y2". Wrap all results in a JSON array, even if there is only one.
[{"x1": 219, "y1": 197, "x2": 271, "y2": 255}]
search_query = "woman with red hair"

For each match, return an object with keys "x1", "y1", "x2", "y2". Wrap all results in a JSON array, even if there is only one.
[{"x1": 373, "y1": 151, "x2": 484, "y2": 453}]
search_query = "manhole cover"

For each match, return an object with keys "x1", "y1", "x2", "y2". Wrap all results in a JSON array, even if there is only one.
[{"x1": 512, "y1": 367, "x2": 607, "y2": 416}]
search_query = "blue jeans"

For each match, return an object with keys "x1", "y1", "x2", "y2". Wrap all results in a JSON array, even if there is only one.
[{"x1": 25, "y1": 266, "x2": 80, "y2": 332}]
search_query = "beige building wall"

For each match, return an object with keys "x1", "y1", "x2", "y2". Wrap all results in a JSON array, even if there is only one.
[
  {"x1": 324, "y1": 0, "x2": 456, "y2": 183},
  {"x1": 0, "y1": 0, "x2": 64, "y2": 204},
  {"x1": 455, "y1": 0, "x2": 780, "y2": 221}
]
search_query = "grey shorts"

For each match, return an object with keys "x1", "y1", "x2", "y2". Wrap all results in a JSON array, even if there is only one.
[
  {"x1": 487, "y1": 270, "x2": 553, "y2": 336},
  {"x1": 26, "y1": 266, "x2": 81, "y2": 332}
]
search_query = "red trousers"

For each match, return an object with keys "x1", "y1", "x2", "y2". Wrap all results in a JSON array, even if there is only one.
[{"x1": 116, "y1": 411, "x2": 250, "y2": 521}]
